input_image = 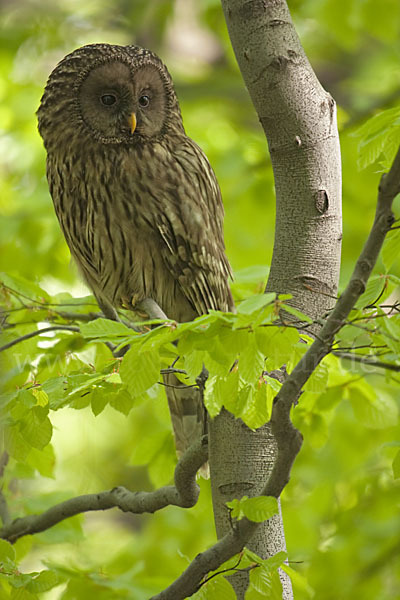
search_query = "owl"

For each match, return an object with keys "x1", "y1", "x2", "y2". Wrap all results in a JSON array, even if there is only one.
[{"x1": 37, "y1": 43, "x2": 234, "y2": 460}]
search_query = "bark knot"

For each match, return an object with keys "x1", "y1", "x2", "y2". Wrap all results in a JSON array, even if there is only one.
[{"x1": 315, "y1": 189, "x2": 329, "y2": 214}]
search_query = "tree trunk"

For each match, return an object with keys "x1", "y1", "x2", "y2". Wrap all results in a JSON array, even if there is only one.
[{"x1": 209, "y1": 1, "x2": 342, "y2": 598}]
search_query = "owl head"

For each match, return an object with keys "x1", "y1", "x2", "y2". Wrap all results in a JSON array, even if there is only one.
[{"x1": 37, "y1": 43, "x2": 185, "y2": 150}]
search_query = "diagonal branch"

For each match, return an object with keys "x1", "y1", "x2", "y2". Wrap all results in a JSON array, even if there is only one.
[
  {"x1": 0, "y1": 326, "x2": 80, "y2": 353},
  {"x1": 332, "y1": 351, "x2": 400, "y2": 372},
  {"x1": 0, "y1": 437, "x2": 208, "y2": 544},
  {"x1": 148, "y1": 147, "x2": 400, "y2": 599}
]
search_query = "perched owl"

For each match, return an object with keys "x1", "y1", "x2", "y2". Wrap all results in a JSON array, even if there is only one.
[{"x1": 37, "y1": 43, "x2": 234, "y2": 461}]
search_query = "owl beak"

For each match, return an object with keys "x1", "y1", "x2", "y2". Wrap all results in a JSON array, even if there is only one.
[{"x1": 129, "y1": 112, "x2": 137, "y2": 134}]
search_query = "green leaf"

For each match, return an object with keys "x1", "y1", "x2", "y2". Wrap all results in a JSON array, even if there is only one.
[
  {"x1": 246, "y1": 569, "x2": 283, "y2": 600},
  {"x1": 119, "y1": 348, "x2": 160, "y2": 396},
  {"x1": 0, "y1": 272, "x2": 50, "y2": 302},
  {"x1": 20, "y1": 407, "x2": 52, "y2": 450},
  {"x1": 193, "y1": 575, "x2": 236, "y2": 600},
  {"x1": 355, "y1": 274, "x2": 387, "y2": 309},
  {"x1": 109, "y1": 388, "x2": 136, "y2": 415},
  {"x1": 382, "y1": 229, "x2": 400, "y2": 271},
  {"x1": 80, "y1": 317, "x2": 134, "y2": 341},
  {"x1": 280, "y1": 303, "x2": 313, "y2": 323},
  {"x1": 26, "y1": 444, "x2": 56, "y2": 478},
  {"x1": 256, "y1": 326, "x2": 300, "y2": 370},
  {"x1": 354, "y1": 106, "x2": 400, "y2": 169},
  {"x1": 241, "y1": 496, "x2": 279, "y2": 522},
  {"x1": 349, "y1": 387, "x2": 398, "y2": 429},
  {"x1": 216, "y1": 371, "x2": 240, "y2": 414},
  {"x1": 184, "y1": 350, "x2": 207, "y2": 379},
  {"x1": 239, "y1": 333, "x2": 265, "y2": 383},
  {"x1": 240, "y1": 382, "x2": 271, "y2": 430},
  {"x1": 4, "y1": 425, "x2": 31, "y2": 461},
  {"x1": 90, "y1": 386, "x2": 109, "y2": 416},
  {"x1": 226, "y1": 496, "x2": 278, "y2": 523},
  {"x1": 26, "y1": 570, "x2": 66, "y2": 593},
  {"x1": 0, "y1": 538, "x2": 16, "y2": 562},
  {"x1": 237, "y1": 293, "x2": 276, "y2": 315},
  {"x1": 281, "y1": 564, "x2": 313, "y2": 597},
  {"x1": 204, "y1": 375, "x2": 223, "y2": 418},
  {"x1": 303, "y1": 362, "x2": 329, "y2": 394}
]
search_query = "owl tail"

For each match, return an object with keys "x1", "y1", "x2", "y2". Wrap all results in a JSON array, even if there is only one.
[{"x1": 164, "y1": 372, "x2": 209, "y2": 478}]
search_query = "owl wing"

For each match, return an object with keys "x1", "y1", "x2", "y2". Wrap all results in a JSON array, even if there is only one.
[{"x1": 155, "y1": 137, "x2": 234, "y2": 316}]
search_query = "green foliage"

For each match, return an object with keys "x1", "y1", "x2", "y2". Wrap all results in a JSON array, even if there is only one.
[
  {"x1": 0, "y1": 538, "x2": 66, "y2": 598},
  {"x1": 226, "y1": 496, "x2": 279, "y2": 523},
  {"x1": 1, "y1": 1, "x2": 400, "y2": 599},
  {"x1": 355, "y1": 107, "x2": 400, "y2": 170}
]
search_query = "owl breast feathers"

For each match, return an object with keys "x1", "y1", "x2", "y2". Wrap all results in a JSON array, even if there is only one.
[
  {"x1": 37, "y1": 43, "x2": 234, "y2": 462},
  {"x1": 37, "y1": 43, "x2": 234, "y2": 322}
]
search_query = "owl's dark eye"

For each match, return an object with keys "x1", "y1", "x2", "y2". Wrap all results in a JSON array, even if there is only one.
[
  {"x1": 138, "y1": 95, "x2": 150, "y2": 108},
  {"x1": 100, "y1": 94, "x2": 117, "y2": 106}
]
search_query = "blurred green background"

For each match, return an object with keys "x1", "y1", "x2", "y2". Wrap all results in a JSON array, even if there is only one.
[{"x1": 1, "y1": 1, "x2": 400, "y2": 598}]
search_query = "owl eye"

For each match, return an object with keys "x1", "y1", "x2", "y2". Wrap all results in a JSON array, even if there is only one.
[
  {"x1": 138, "y1": 95, "x2": 150, "y2": 108},
  {"x1": 100, "y1": 94, "x2": 117, "y2": 106}
]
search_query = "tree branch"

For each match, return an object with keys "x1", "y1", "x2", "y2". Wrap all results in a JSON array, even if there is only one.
[
  {"x1": 270, "y1": 145, "x2": 400, "y2": 408},
  {"x1": 0, "y1": 437, "x2": 208, "y2": 544},
  {"x1": 332, "y1": 351, "x2": 400, "y2": 372},
  {"x1": 147, "y1": 146, "x2": 400, "y2": 600},
  {"x1": 0, "y1": 326, "x2": 80, "y2": 353}
]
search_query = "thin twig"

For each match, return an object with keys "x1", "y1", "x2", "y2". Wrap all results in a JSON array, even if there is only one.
[
  {"x1": 332, "y1": 351, "x2": 400, "y2": 372},
  {"x1": 0, "y1": 437, "x2": 208, "y2": 544},
  {"x1": 0, "y1": 326, "x2": 80, "y2": 353}
]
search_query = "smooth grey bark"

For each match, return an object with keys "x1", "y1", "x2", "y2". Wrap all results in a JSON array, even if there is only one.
[{"x1": 210, "y1": 1, "x2": 342, "y2": 598}]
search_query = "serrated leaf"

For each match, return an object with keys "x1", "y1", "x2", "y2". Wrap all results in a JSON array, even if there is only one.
[
  {"x1": 0, "y1": 272, "x2": 50, "y2": 302},
  {"x1": 119, "y1": 348, "x2": 160, "y2": 396},
  {"x1": 240, "y1": 383, "x2": 271, "y2": 430},
  {"x1": 204, "y1": 376, "x2": 223, "y2": 418},
  {"x1": 349, "y1": 387, "x2": 398, "y2": 428},
  {"x1": 247, "y1": 569, "x2": 283, "y2": 600},
  {"x1": 355, "y1": 275, "x2": 387, "y2": 308},
  {"x1": 226, "y1": 497, "x2": 246, "y2": 519},
  {"x1": 237, "y1": 293, "x2": 276, "y2": 315},
  {"x1": 0, "y1": 538, "x2": 16, "y2": 562},
  {"x1": 90, "y1": 387, "x2": 109, "y2": 416},
  {"x1": 4, "y1": 425, "x2": 31, "y2": 461},
  {"x1": 280, "y1": 303, "x2": 313, "y2": 323},
  {"x1": 31, "y1": 388, "x2": 49, "y2": 407},
  {"x1": 217, "y1": 370, "x2": 239, "y2": 407},
  {"x1": 193, "y1": 575, "x2": 236, "y2": 600},
  {"x1": 21, "y1": 407, "x2": 52, "y2": 450},
  {"x1": 239, "y1": 334, "x2": 265, "y2": 383},
  {"x1": 355, "y1": 107, "x2": 400, "y2": 169},
  {"x1": 241, "y1": 496, "x2": 279, "y2": 522},
  {"x1": 26, "y1": 444, "x2": 56, "y2": 478},
  {"x1": 382, "y1": 229, "x2": 400, "y2": 271},
  {"x1": 256, "y1": 326, "x2": 299, "y2": 370},
  {"x1": 184, "y1": 350, "x2": 207, "y2": 379},
  {"x1": 109, "y1": 388, "x2": 136, "y2": 415},
  {"x1": 226, "y1": 496, "x2": 278, "y2": 523},
  {"x1": 303, "y1": 362, "x2": 329, "y2": 394},
  {"x1": 26, "y1": 570, "x2": 66, "y2": 593},
  {"x1": 80, "y1": 318, "x2": 134, "y2": 341}
]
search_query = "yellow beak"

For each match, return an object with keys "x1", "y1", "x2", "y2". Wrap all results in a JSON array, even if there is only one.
[{"x1": 129, "y1": 112, "x2": 136, "y2": 134}]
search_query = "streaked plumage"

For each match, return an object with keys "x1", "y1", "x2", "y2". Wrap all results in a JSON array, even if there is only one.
[{"x1": 37, "y1": 43, "x2": 234, "y2": 460}]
